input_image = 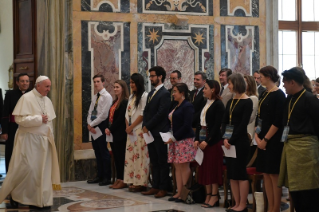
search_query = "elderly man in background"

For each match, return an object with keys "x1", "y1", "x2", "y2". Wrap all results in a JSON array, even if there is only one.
[{"x1": 0, "y1": 76, "x2": 61, "y2": 210}]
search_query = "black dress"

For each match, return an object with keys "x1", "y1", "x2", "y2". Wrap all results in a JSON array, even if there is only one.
[
  {"x1": 222, "y1": 98, "x2": 253, "y2": 180},
  {"x1": 256, "y1": 90, "x2": 285, "y2": 174}
]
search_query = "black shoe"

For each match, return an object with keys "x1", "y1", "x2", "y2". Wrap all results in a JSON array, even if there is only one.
[
  {"x1": 98, "y1": 179, "x2": 112, "y2": 186},
  {"x1": 29, "y1": 205, "x2": 51, "y2": 210},
  {"x1": 10, "y1": 197, "x2": 18, "y2": 208},
  {"x1": 87, "y1": 177, "x2": 101, "y2": 184},
  {"x1": 175, "y1": 198, "x2": 184, "y2": 203},
  {"x1": 168, "y1": 197, "x2": 177, "y2": 201}
]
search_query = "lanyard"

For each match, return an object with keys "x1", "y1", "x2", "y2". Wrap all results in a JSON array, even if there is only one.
[
  {"x1": 229, "y1": 93, "x2": 245, "y2": 125},
  {"x1": 258, "y1": 86, "x2": 276, "y2": 117},
  {"x1": 148, "y1": 89, "x2": 159, "y2": 103},
  {"x1": 287, "y1": 89, "x2": 306, "y2": 125},
  {"x1": 128, "y1": 95, "x2": 136, "y2": 118}
]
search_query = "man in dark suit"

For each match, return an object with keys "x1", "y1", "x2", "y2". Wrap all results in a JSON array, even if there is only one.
[
  {"x1": 142, "y1": 66, "x2": 171, "y2": 198},
  {"x1": 1, "y1": 73, "x2": 30, "y2": 172},
  {"x1": 168, "y1": 70, "x2": 182, "y2": 110},
  {"x1": 190, "y1": 71, "x2": 206, "y2": 129},
  {"x1": 253, "y1": 70, "x2": 266, "y2": 97}
]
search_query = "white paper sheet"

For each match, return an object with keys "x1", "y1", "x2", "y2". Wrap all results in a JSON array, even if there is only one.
[
  {"x1": 91, "y1": 127, "x2": 102, "y2": 140},
  {"x1": 106, "y1": 133, "x2": 113, "y2": 143},
  {"x1": 159, "y1": 132, "x2": 173, "y2": 143},
  {"x1": 222, "y1": 145, "x2": 237, "y2": 158},
  {"x1": 252, "y1": 138, "x2": 257, "y2": 146},
  {"x1": 195, "y1": 148, "x2": 204, "y2": 165},
  {"x1": 128, "y1": 131, "x2": 137, "y2": 143},
  {"x1": 143, "y1": 131, "x2": 154, "y2": 144}
]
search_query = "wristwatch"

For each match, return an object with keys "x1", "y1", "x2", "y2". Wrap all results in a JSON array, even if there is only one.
[{"x1": 264, "y1": 137, "x2": 269, "y2": 142}]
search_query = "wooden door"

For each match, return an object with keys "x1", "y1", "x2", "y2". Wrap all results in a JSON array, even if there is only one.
[{"x1": 13, "y1": 0, "x2": 37, "y2": 88}]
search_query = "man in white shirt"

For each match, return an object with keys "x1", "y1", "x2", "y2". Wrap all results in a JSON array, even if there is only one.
[
  {"x1": 87, "y1": 74, "x2": 113, "y2": 186},
  {"x1": 219, "y1": 68, "x2": 233, "y2": 106},
  {"x1": 253, "y1": 70, "x2": 266, "y2": 97}
]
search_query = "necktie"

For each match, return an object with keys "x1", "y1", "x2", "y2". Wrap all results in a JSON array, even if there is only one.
[
  {"x1": 220, "y1": 86, "x2": 224, "y2": 95},
  {"x1": 193, "y1": 89, "x2": 198, "y2": 102}
]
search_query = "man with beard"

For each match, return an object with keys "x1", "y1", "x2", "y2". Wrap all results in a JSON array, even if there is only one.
[
  {"x1": 190, "y1": 71, "x2": 206, "y2": 129},
  {"x1": 141, "y1": 66, "x2": 171, "y2": 198},
  {"x1": 1, "y1": 73, "x2": 30, "y2": 172}
]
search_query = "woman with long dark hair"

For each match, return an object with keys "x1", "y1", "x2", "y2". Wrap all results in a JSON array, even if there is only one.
[
  {"x1": 123, "y1": 73, "x2": 150, "y2": 192},
  {"x1": 105, "y1": 80, "x2": 129, "y2": 189},
  {"x1": 194, "y1": 80, "x2": 225, "y2": 208}
]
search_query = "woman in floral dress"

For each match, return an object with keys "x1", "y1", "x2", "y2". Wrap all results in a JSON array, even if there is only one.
[
  {"x1": 165, "y1": 83, "x2": 196, "y2": 202},
  {"x1": 123, "y1": 73, "x2": 149, "y2": 192}
]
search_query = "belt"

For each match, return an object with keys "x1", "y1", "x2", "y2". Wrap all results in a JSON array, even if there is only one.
[{"x1": 9, "y1": 114, "x2": 15, "y2": 123}]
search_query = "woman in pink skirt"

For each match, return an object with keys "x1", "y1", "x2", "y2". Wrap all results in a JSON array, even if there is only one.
[
  {"x1": 165, "y1": 83, "x2": 196, "y2": 202},
  {"x1": 194, "y1": 80, "x2": 225, "y2": 208}
]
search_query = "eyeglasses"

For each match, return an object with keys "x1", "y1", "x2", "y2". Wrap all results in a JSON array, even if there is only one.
[{"x1": 149, "y1": 75, "x2": 157, "y2": 78}]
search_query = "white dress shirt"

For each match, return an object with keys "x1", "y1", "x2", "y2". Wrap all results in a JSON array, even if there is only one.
[{"x1": 87, "y1": 88, "x2": 113, "y2": 127}]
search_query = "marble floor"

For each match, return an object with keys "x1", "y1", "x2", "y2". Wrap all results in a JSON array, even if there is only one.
[
  {"x1": 0, "y1": 180, "x2": 292, "y2": 212},
  {"x1": 0, "y1": 144, "x2": 292, "y2": 212}
]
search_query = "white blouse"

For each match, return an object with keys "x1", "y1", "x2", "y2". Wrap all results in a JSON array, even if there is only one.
[{"x1": 200, "y1": 99, "x2": 214, "y2": 126}]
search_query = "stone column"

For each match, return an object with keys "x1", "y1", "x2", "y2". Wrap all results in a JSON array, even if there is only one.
[
  {"x1": 266, "y1": 0, "x2": 279, "y2": 68},
  {"x1": 37, "y1": 0, "x2": 74, "y2": 182}
]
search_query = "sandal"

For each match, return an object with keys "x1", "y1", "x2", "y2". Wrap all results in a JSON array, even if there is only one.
[
  {"x1": 203, "y1": 194, "x2": 219, "y2": 208},
  {"x1": 201, "y1": 193, "x2": 211, "y2": 207}
]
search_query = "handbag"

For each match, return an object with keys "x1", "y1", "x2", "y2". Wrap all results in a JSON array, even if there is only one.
[{"x1": 180, "y1": 183, "x2": 206, "y2": 204}]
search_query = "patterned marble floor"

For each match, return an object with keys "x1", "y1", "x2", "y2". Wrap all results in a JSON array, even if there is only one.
[{"x1": 0, "y1": 180, "x2": 291, "y2": 212}]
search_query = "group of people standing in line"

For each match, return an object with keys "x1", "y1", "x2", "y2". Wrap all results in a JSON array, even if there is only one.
[
  {"x1": 85, "y1": 65, "x2": 319, "y2": 212},
  {"x1": 1, "y1": 65, "x2": 318, "y2": 212}
]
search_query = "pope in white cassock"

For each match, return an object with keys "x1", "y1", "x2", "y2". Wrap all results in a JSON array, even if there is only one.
[{"x1": 0, "y1": 76, "x2": 61, "y2": 209}]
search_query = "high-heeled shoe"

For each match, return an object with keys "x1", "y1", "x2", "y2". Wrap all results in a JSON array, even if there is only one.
[
  {"x1": 202, "y1": 194, "x2": 219, "y2": 208},
  {"x1": 201, "y1": 193, "x2": 211, "y2": 207},
  {"x1": 229, "y1": 208, "x2": 248, "y2": 212}
]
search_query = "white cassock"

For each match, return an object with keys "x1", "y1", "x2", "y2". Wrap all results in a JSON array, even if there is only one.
[{"x1": 0, "y1": 88, "x2": 61, "y2": 207}]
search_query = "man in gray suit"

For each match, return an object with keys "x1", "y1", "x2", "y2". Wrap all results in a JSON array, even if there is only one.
[
  {"x1": 253, "y1": 70, "x2": 266, "y2": 97},
  {"x1": 219, "y1": 68, "x2": 233, "y2": 106}
]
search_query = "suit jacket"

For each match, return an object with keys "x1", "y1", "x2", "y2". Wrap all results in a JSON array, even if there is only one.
[
  {"x1": 221, "y1": 86, "x2": 233, "y2": 107},
  {"x1": 143, "y1": 86, "x2": 171, "y2": 136},
  {"x1": 125, "y1": 92, "x2": 148, "y2": 131},
  {"x1": 190, "y1": 88, "x2": 205, "y2": 128},
  {"x1": 108, "y1": 99, "x2": 128, "y2": 141},
  {"x1": 171, "y1": 100, "x2": 195, "y2": 141},
  {"x1": 195, "y1": 99, "x2": 225, "y2": 146},
  {"x1": 258, "y1": 85, "x2": 266, "y2": 97}
]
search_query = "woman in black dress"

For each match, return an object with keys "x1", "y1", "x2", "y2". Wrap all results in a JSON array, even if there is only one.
[
  {"x1": 222, "y1": 73, "x2": 252, "y2": 212},
  {"x1": 255, "y1": 66, "x2": 285, "y2": 212},
  {"x1": 105, "y1": 80, "x2": 129, "y2": 189}
]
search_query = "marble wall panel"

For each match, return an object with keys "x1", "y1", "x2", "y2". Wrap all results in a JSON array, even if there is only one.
[
  {"x1": 137, "y1": 23, "x2": 214, "y2": 91},
  {"x1": 138, "y1": 0, "x2": 213, "y2": 16},
  {"x1": 81, "y1": 21, "x2": 130, "y2": 142},
  {"x1": 81, "y1": 0, "x2": 130, "y2": 13},
  {"x1": 221, "y1": 25, "x2": 260, "y2": 75},
  {"x1": 220, "y1": 0, "x2": 259, "y2": 17}
]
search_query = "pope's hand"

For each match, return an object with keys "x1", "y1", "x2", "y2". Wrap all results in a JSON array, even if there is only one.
[{"x1": 42, "y1": 115, "x2": 48, "y2": 124}]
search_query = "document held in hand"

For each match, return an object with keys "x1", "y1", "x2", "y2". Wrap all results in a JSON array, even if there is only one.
[
  {"x1": 222, "y1": 145, "x2": 237, "y2": 158},
  {"x1": 91, "y1": 127, "x2": 102, "y2": 140},
  {"x1": 106, "y1": 133, "x2": 113, "y2": 143},
  {"x1": 159, "y1": 132, "x2": 173, "y2": 143},
  {"x1": 128, "y1": 131, "x2": 137, "y2": 143},
  {"x1": 195, "y1": 148, "x2": 204, "y2": 165},
  {"x1": 143, "y1": 131, "x2": 154, "y2": 144}
]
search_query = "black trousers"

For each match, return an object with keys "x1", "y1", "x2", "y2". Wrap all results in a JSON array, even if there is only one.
[
  {"x1": 5, "y1": 123, "x2": 18, "y2": 173},
  {"x1": 91, "y1": 134, "x2": 111, "y2": 180},
  {"x1": 110, "y1": 137, "x2": 126, "y2": 180},
  {"x1": 147, "y1": 135, "x2": 169, "y2": 190},
  {"x1": 290, "y1": 189, "x2": 319, "y2": 212}
]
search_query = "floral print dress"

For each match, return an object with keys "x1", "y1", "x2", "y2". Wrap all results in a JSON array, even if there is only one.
[
  {"x1": 123, "y1": 96, "x2": 150, "y2": 186},
  {"x1": 167, "y1": 109, "x2": 196, "y2": 163}
]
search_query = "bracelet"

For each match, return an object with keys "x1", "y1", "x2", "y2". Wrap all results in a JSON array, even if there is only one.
[{"x1": 264, "y1": 137, "x2": 269, "y2": 142}]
